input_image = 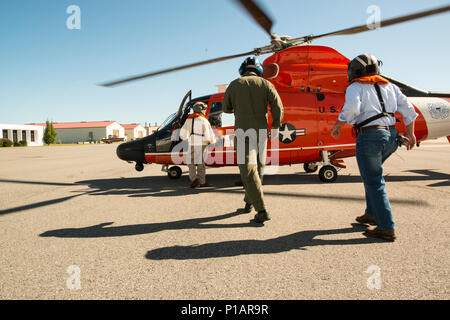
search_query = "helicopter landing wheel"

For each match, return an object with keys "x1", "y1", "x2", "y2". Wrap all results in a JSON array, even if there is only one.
[
  {"x1": 135, "y1": 162, "x2": 144, "y2": 172},
  {"x1": 319, "y1": 165, "x2": 338, "y2": 183},
  {"x1": 303, "y1": 162, "x2": 318, "y2": 173},
  {"x1": 168, "y1": 166, "x2": 182, "y2": 179}
]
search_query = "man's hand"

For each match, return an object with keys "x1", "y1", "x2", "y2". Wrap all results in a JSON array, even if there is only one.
[
  {"x1": 331, "y1": 126, "x2": 340, "y2": 140},
  {"x1": 405, "y1": 122, "x2": 416, "y2": 150},
  {"x1": 331, "y1": 121, "x2": 346, "y2": 140},
  {"x1": 405, "y1": 133, "x2": 416, "y2": 150}
]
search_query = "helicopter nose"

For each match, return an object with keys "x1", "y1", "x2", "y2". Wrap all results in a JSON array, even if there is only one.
[
  {"x1": 116, "y1": 142, "x2": 128, "y2": 160},
  {"x1": 116, "y1": 140, "x2": 146, "y2": 163}
]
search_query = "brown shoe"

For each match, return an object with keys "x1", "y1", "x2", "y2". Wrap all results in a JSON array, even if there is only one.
[
  {"x1": 365, "y1": 226, "x2": 396, "y2": 241},
  {"x1": 190, "y1": 179, "x2": 199, "y2": 188},
  {"x1": 356, "y1": 214, "x2": 377, "y2": 225},
  {"x1": 199, "y1": 182, "x2": 211, "y2": 187}
]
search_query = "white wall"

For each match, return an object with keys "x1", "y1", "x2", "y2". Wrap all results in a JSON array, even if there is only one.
[
  {"x1": 125, "y1": 125, "x2": 146, "y2": 140},
  {"x1": 0, "y1": 124, "x2": 44, "y2": 146},
  {"x1": 106, "y1": 122, "x2": 125, "y2": 139}
]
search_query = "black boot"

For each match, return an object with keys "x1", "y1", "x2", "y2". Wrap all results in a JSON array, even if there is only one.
[
  {"x1": 244, "y1": 203, "x2": 253, "y2": 213},
  {"x1": 253, "y1": 210, "x2": 271, "y2": 223}
]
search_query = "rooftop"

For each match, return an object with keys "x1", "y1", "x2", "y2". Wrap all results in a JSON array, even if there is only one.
[
  {"x1": 28, "y1": 121, "x2": 118, "y2": 129},
  {"x1": 121, "y1": 123, "x2": 143, "y2": 129}
]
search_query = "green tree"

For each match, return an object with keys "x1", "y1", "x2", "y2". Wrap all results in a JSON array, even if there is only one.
[
  {"x1": 50, "y1": 122, "x2": 57, "y2": 143},
  {"x1": 43, "y1": 120, "x2": 57, "y2": 145}
]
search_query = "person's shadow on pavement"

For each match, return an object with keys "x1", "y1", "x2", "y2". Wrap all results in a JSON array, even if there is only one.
[{"x1": 145, "y1": 223, "x2": 383, "y2": 260}]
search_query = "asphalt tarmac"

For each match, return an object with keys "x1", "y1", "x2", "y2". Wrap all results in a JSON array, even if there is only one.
[{"x1": 0, "y1": 139, "x2": 448, "y2": 300}]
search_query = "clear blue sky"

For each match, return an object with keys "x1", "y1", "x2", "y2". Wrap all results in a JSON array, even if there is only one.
[{"x1": 1, "y1": 0, "x2": 449, "y2": 125}]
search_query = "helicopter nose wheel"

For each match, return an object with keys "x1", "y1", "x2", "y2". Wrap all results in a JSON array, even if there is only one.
[
  {"x1": 168, "y1": 166, "x2": 182, "y2": 179},
  {"x1": 303, "y1": 162, "x2": 319, "y2": 173},
  {"x1": 135, "y1": 162, "x2": 144, "y2": 172},
  {"x1": 319, "y1": 165, "x2": 338, "y2": 183}
]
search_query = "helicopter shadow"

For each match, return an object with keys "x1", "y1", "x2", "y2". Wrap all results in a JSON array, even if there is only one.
[
  {"x1": 75, "y1": 172, "x2": 238, "y2": 196},
  {"x1": 145, "y1": 223, "x2": 384, "y2": 260},
  {"x1": 1, "y1": 167, "x2": 441, "y2": 216},
  {"x1": 262, "y1": 169, "x2": 449, "y2": 187},
  {"x1": 70, "y1": 168, "x2": 445, "y2": 206},
  {"x1": 74, "y1": 168, "x2": 449, "y2": 199}
]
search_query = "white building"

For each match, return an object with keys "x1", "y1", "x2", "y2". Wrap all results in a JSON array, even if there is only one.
[
  {"x1": 146, "y1": 125, "x2": 159, "y2": 135},
  {"x1": 143, "y1": 122, "x2": 159, "y2": 135},
  {"x1": 29, "y1": 121, "x2": 125, "y2": 143},
  {"x1": 0, "y1": 123, "x2": 44, "y2": 146},
  {"x1": 122, "y1": 123, "x2": 147, "y2": 140}
]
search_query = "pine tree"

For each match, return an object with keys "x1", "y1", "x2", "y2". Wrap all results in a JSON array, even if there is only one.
[
  {"x1": 50, "y1": 122, "x2": 57, "y2": 143},
  {"x1": 43, "y1": 120, "x2": 57, "y2": 145},
  {"x1": 43, "y1": 121, "x2": 50, "y2": 145}
]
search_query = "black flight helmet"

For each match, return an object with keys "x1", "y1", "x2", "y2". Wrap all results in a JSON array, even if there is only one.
[{"x1": 347, "y1": 54, "x2": 383, "y2": 82}]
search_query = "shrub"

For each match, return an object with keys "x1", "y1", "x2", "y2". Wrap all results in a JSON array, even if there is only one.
[
  {"x1": 0, "y1": 138, "x2": 13, "y2": 147},
  {"x1": 19, "y1": 140, "x2": 28, "y2": 147}
]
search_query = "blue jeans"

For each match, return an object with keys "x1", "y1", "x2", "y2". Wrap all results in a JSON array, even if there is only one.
[{"x1": 356, "y1": 128, "x2": 398, "y2": 230}]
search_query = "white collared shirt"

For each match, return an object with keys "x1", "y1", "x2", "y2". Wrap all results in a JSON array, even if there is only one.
[{"x1": 338, "y1": 82, "x2": 418, "y2": 127}]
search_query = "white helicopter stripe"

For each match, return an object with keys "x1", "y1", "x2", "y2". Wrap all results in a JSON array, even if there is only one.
[{"x1": 144, "y1": 143, "x2": 356, "y2": 156}]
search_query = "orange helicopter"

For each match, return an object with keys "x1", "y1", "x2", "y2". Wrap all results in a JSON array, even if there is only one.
[{"x1": 101, "y1": 0, "x2": 450, "y2": 182}]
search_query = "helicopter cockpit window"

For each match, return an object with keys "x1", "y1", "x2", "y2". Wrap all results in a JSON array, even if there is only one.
[
  {"x1": 208, "y1": 102, "x2": 222, "y2": 128},
  {"x1": 158, "y1": 112, "x2": 177, "y2": 131},
  {"x1": 208, "y1": 101, "x2": 234, "y2": 128}
]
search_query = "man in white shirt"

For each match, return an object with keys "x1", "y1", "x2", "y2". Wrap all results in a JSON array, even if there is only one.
[
  {"x1": 331, "y1": 53, "x2": 418, "y2": 241},
  {"x1": 180, "y1": 102, "x2": 216, "y2": 188}
]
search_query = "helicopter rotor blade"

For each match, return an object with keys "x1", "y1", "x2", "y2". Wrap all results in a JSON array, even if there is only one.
[
  {"x1": 99, "y1": 4, "x2": 450, "y2": 87},
  {"x1": 234, "y1": 0, "x2": 274, "y2": 37},
  {"x1": 310, "y1": 4, "x2": 450, "y2": 41},
  {"x1": 99, "y1": 50, "x2": 256, "y2": 87}
]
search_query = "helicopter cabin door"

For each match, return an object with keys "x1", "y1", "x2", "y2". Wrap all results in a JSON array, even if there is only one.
[
  {"x1": 269, "y1": 91, "x2": 318, "y2": 165},
  {"x1": 316, "y1": 92, "x2": 345, "y2": 146}
]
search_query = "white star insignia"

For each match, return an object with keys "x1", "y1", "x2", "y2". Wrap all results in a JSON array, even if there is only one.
[{"x1": 279, "y1": 125, "x2": 295, "y2": 142}]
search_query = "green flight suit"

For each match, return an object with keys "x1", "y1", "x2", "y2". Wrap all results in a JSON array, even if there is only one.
[{"x1": 223, "y1": 71, "x2": 283, "y2": 212}]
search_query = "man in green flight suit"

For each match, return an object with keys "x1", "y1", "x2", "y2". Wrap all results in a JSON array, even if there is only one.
[{"x1": 223, "y1": 56, "x2": 283, "y2": 223}]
